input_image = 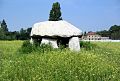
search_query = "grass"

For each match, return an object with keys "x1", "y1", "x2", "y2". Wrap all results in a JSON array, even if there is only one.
[{"x1": 0, "y1": 40, "x2": 120, "y2": 81}]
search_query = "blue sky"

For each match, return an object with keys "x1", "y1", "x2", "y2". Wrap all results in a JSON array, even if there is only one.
[{"x1": 0, "y1": 0, "x2": 120, "y2": 32}]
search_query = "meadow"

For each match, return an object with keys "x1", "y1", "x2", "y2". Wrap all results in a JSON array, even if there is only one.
[{"x1": 0, "y1": 41, "x2": 120, "y2": 81}]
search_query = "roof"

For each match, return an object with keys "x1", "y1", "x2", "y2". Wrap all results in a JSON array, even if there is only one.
[
  {"x1": 87, "y1": 32, "x2": 96, "y2": 35},
  {"x1": 30, "y1": 20, "x2": 82, "y2": 37}
]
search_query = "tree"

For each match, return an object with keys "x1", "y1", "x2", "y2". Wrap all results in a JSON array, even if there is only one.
[
  {"x1": 26, "y1": 28, "x2": 32, "y2": 39},
  {"x1": 0, "y1": 19, "x2": 8, "y2": 40},
  {"x1": 49, "y1": 2, "x2": 62, "y2": 21},
  {"x1": 96, "y1": 30, "x2": 110, "y2": 37},
  {"x1": 0, "y1": 27, "x2": 6, "y2": 40},
  {"x1": 18, "y1": 28, "x2": 32, "y2": 40},
  {"x1": 109, "y1": 25, "x2": 120, "y2": 33},
  {"x1": 109, "y1": 25, "x2": 120, "y2": 40},
  {"x1": 0, "y1": 19, "x2": 32, "y2": 40},
  {"x1": 1, "y1": 19, "x2": 8, "y2": 33},
  {"x1": 19, "y1": 28, "x2": 26, "y2": 40},
  {"x1": 97, "y1": 25, "x2": 120, "y2": 40},
  {"x1": 83, "y1": 31, "x2": 87, "y2": 36}
]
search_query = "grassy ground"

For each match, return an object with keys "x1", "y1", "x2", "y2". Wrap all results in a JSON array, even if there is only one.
[{"x1": 0, "y1": 41, "x2": 120, "y2": 81}]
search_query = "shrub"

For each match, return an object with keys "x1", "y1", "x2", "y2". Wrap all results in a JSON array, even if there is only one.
[
  {"x1": 80, "y1": 41, "x2": 97, "y2": 50},
  {"x1": 58, "y1": 44, "x2": 66, "y2": 50},
  {"x1": 18, "y1": 41, "x2": 53, "y2": 54},
  {"x1": 36, "y1": 43, "x2": 53, "y2": 53},
  {"x1": 18, "y1": 40, "x2": 33, "y2": 54}
]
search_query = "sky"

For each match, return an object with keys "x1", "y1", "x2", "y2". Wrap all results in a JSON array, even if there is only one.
[{"x1": 0, "y1": 0, "x2": 120, "y2": 32}]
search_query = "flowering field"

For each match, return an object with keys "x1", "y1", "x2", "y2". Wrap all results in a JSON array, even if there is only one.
[{"x1": 0, "y1": 41, "x2": 120, "y2": 81}]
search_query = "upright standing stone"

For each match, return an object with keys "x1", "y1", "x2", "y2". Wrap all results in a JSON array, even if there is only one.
[
  {"x1": 41, "y1": 38, "x2": 58, "y2": 48},
  {"x1": 30, "y1": 38, "x2": 34, "y2": 44},
  {"x1": 69, "y1": 37, "x2": 80, "y2": 51}
]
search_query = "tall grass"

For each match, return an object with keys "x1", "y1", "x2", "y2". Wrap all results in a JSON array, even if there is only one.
[{"x1": 0, "y1": 41, "x2": 120, "y2": 81}]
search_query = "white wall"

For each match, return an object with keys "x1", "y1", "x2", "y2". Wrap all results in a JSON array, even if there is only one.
[{"x1": 82, "y1": 40, "x2": 120, "y2": 42}]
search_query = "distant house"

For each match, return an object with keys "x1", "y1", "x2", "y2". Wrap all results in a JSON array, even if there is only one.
[
  {"x1": 82, "y1": 31, "x2": 109, "y2": 40},
  {"x1": 30, "y1": 20, "x2": 82, "y2": 51}
]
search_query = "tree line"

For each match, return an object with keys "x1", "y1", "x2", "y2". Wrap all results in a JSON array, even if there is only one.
[
  {"x1": 0, "y1": 19, "x2": 120, "y2": 40},
  {"x1": 1, "y1": 2, "x2": 120, "y2": 40},
  {"x1": 0, "y1": 19, "x2": 32, "y2": 40},
  {"x1": 96, "y1": 25, "x2": 120, "y2": 40},
  {"x1": 0, "y1": 2, "x2": 62, "y2": 40},
  {"x1": 0, "y1": 2, "x2": 61, "y2": 40}
]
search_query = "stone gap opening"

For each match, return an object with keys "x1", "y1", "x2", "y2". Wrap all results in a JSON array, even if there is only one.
[
  {"x1": 32, "y1": 36, "x2": 42, "y2": 46},
  {"x1": 57, "y1": 37, "x2": 70, "y2": 48}
]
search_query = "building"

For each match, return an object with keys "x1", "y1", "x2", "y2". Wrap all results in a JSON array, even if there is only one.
[
  {"x1": 83, "y1": 31, "x2": 109, "y2": 40},
  {"x1": 30, "y1": 20, "x2": 82, "y2": 51}
]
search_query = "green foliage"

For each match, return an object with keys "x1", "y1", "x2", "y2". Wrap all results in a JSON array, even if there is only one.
[
  {"x1": 1, "y1": 19, "x2": 8, "y2": 32},
  {"x1": 80, "y1": 41, "x2": 97, "y2": 50},
  {"x1": 59, "y1": 44, "x2": 66, "y2": 50},
  {"x1": 109, "y1": 25, "x2": 120, "y2": 33},
  {"x1": 0, "y1": 19, "x2": 8, "y2": 40},
  {"x1": 96, "y1": 30, "x2": 110, "y2": 37},
  {"x1": 18, "y1": 40, "x2": 33, "y2": 54},
  {"x1": 18, "y1": 28, "x2": 32, "y2": 40},
  {"x1": 49, "y1": 2, "x2": 62, "y2": 21},
  {"x1": 18, "y1": 40, "x2": 53, "y2": 54},
  {"x1": 38, "y1": 43, "x2": 53, "y2": 53},
  {"x1": 0, "y1": 28, "x2": 6, "y2": 40},
  {"x1": 97, "y1": 25, "x2": 120, "y2": 40},
  {"x1": 83, "y1": 31, "x2": 87, "y2": 36},
  {"x1": 0, "y1": 41, "x2": 120, "y2": 81},
  {"x1": 109, "y1": 25, "x2": 120, "y2": 40},
  {"x1": 0, "y1": 19, "x2": 32, "y2": 40}
]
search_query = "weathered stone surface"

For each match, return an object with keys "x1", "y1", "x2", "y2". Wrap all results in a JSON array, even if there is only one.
[
  {"x1": 41, "y1": 38, "x2": 58, "y2": 48},
  {"x1": 30, "y1": 20, "x2": 82, "y2": 37},
  {"x1": 69, "y1": 37, "x2": 80, "y2": 51},
  {"x1": 30, "y1": 20, "x2": 82, "y2": 51}
]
